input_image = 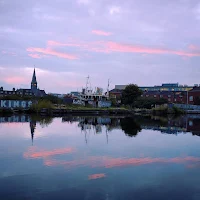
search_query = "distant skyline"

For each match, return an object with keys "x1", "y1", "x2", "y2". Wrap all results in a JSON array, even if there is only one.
[{"x1": 0, "y1": 0, "x2": 200, "y2": 93}]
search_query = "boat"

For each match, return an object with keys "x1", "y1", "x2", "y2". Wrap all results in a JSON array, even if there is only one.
[{"x1": 73, "y1": 76, "x2": 111, "y2": 108}]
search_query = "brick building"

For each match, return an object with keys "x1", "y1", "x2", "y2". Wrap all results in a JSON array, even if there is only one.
[
  {"x1": 109, "y1": 83, "x2": 197, "y2": 105},
  {"x1": 188, "y1": 87, "x2": 200, "y2": 105},
  {"x1": 142, "y1": 91, "x2": 187, "y2": 104},
  {"x1": 109, "y1": 89, "x2": 123, "y2": 99}
]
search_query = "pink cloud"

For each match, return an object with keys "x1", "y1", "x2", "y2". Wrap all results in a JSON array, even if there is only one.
[
  {"x1": 188, "y1": 44, "x2": 200, "y2": 51},
  {"x1": 99, "y1": 41, "x2": 200, "y2": 57},
  {"x1": 24, "y1": 147, "x2": 75, "y2": 159},
  {"x1": 3, "y1": 76, "x2": 29, "y2": 85},
  {"x1": 27, "y1": 47, "x2": 78, "y2": 60},
  {"x1": 43, "y1": 156, "x2": 200, "y2": 169},
  {"x1": 46, "y1": 40, "x2": 200, "y2": 57},
  {"x1": 92, "y1": 30, "x2": 113, "y2": 36},
  {"x1": 88, "y1": 173, "x2": 106, "y2": 180}
]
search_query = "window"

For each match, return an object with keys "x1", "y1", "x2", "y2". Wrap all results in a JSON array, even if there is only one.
[
  {"x1": 174, "y1": 98, "x2": 176, "y2": 102},
  {"x1": 189, "y1": 96, "x2": 193, "y2": 101},
  {"x1": 168, "y1": 95, "x2": 171, "y2": 97},
  {"x1": 160, "y1": 95, "x2": 163, "y2": 98},
  {"x1": 189, "y1": 121, "x2": 193, "y2": 126},
  {"x1": 168, "y1": 98, "x2": 171, "y2": 101},
  {"x1": 146, "y1": 95, "x2": 149, "y2": 97},
  {"x1": 154, "y1": 95, "x2": 157, "y2": 98}
]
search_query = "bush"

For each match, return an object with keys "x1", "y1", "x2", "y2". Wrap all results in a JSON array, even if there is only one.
[
  {"x1": 172, "y1": 106, "x2": 185, "y2": 115},
  {"x1": 152, "y1": 105, "x2": 168, "y2": 115},
  {"x1": 30, "y1": 100, "x2": 53, "y2": 112},
  {"x1": 133, "y1": 97, "x2": 168, "y2": 109}
]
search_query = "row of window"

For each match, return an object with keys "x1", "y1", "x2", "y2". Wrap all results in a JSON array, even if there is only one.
[
  {"x1": 0, "y1": 91, "x2": 21, "y2": 95},
  {"x1": 142, "y1": 94, "x2": 183, "y2": 98},
  {"x1": 0, "y1": 91, "x2": 33, "y2": 95}
]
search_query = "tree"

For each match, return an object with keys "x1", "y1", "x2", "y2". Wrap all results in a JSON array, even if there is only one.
[
  {"x1": 120, "y1": 117, "x2": 141, "y2": 137},
  {"x1": 133, "y1": 97, "x2": 168, "y2": 109},
  {"x1": 121, "y1": 84, "x2": 142, "y2": 107}
]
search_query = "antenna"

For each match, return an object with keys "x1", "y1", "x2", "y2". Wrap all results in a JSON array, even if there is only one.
[
  {"x1": 107, "y1": 79, "x2": 111, "y2": 97},
  {"x1": 86, "y1": 75, "x2": 89, "y2": 91},
  {"x1": 106, "y1": 129, "x2": 108, "y2": 144}
]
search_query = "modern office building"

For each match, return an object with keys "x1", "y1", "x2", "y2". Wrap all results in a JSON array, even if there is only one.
[{"x1": 115, "y1": 83, "x2": 193, "y2": 92}]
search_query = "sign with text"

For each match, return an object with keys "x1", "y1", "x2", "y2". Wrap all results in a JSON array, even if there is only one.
[
  {"x1": 0, "y1": 100, "x2": 32, "y2": 108},
  {"x1": 0, "y1": 115, "x2": 31, "y2": 123}
]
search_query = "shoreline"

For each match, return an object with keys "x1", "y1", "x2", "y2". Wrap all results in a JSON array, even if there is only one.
[{"x1": 1, "y1": 107, "x2": 200, "y2": 116}]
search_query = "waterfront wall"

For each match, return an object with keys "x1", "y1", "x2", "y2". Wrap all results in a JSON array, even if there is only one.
[
  {"x1": 0, "y1": 100, "x2": 32, "y2": 109},
  {"x1": 169, "y1": 103, "x2": 200, "y2": 110},
  {"x1": 98, "y1": 101, "x2": 111, "y2": 108}
]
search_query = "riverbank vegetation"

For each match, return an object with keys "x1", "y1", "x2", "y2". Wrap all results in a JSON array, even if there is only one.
[{"x1": 1, "y1": 85, "x2": 186, "y2": 115}]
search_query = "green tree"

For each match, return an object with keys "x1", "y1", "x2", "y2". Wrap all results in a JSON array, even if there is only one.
[
  {"x1": 121, "y1": 84, "x2": 142, "y2": 107},
  {"x1": 120, "y1": 117, "x2": 141, "y2": 137},
  {"x1": 133, "y1": 97, "x2": 168, "y2": 109}
]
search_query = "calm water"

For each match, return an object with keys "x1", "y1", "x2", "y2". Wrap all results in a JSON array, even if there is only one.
[{"x1": 0, "y1": 115, "x2": 200, "y2": 200}]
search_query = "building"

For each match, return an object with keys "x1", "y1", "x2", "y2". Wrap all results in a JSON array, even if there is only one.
[
  {"x1": 70, "y1": 91, "x2": 81, "y2": 98},
  {"x1": 115, "y1": 83, "x2": 193, "y2": 92},
  {"x1": 142, "y1": 91, "x2": 187, "y2": 104},
  {"x1": 109, "y1": 89, "x2": 123, "y2": 99},
  {"x1": 17, "y1": 68, "x2": 46, "y2": 97},
  {"x1": 0, "y1": 87, "x2": 24, "y2": 97},
  {"x1": 110, "y1": 83, "x2": 199, "y2": 105},
  {"x1": 48, "y1": 93, "x2": 65, "y2": 98},
  {"x1": 188, "y1": 87, "x2": 200, "y2": 105},
  {"x1": 0, "y1": 68, "x2": 46, "y2": 97}
]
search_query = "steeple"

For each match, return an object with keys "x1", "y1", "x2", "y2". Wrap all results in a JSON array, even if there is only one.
[
  {"x1": 30, "y1": 121, "x2": 36, "y2": 145},
  {"x1": 31, "y1": 68, "x2": 37, "y2": 92}
]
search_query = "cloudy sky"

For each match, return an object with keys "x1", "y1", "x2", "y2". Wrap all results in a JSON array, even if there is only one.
[{"x1": 0, "y1": 0, "x2": 200, "y2": 93}]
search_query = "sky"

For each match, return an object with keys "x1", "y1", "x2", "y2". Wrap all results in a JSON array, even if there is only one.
[{"x1": 0, "y1": 0, "x2": 200, "y2": 93}]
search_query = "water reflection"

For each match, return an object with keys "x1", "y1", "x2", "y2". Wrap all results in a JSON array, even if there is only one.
[
  {"x1": 0, "y1": 114, "x2": 200, "y2": 200},
  {"x1": 120, "y1": 117, "x2": 141, "y2": 137},
  {"x1": 62, "y1": 115, "x2": 200, "y2": 137},
  {"x1": 1, "y1": 114, "x2": 200, "y2": 144}
]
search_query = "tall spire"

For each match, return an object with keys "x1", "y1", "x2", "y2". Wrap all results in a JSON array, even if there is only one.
[
  {"x1": 32, "y1": 68, "x2": 37, "y2": 83},
  {"x1": 31, "y1": 68, "x2": 37, "y2": 92},
  {"x1": 30, "y1": 121, "x2": 36, "y2": 146}
]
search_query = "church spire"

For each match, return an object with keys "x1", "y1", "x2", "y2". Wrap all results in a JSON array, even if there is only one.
[
  {"x1": 32, "y1": 68, "x2": 37, "y2": 84},
  {"x1": 31, "y1": 68, "x2": 37, "y2": 92},
  {"x1": 30, "y1": 121, "x2": 36, "y2": 146}
]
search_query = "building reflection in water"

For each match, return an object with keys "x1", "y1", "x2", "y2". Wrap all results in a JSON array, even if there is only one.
[
  {"x1": 0, "y1": 115, "x2": 53, "y2": 145},
  {"x1": 0, "y1": 114, "x2": 200, "y2": 145},
  {"x1": 62, "y1": 115, "x2": 200, "y2": 143},
  {"x1": 30, "y1": 120, "x2": 36, "y2": 145}
]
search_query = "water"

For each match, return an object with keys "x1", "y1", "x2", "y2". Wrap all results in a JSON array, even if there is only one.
[{"x1": 0, "y1": 115, "x2": 200, "y2": 200}]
